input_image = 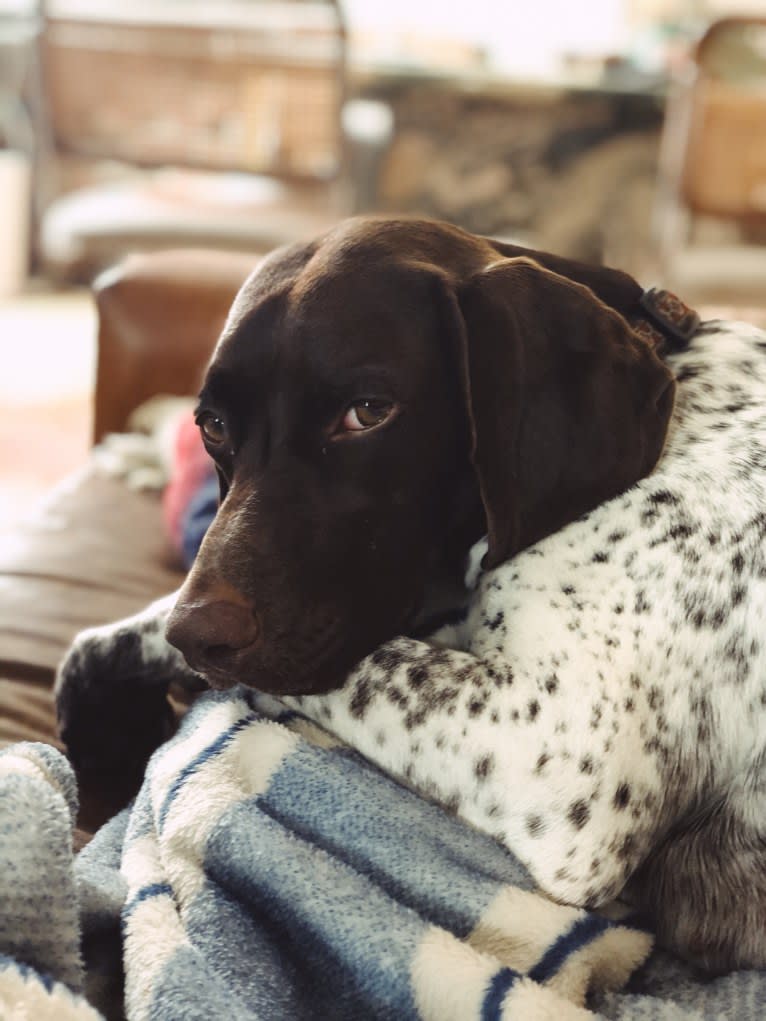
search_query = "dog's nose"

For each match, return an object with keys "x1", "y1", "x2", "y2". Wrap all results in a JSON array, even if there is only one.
[{"x1": 166, "y1": 598, "x2": 259, "y2": 679}]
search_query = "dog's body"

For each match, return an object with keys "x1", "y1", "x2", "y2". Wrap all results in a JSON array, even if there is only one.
[
  {"x1": 56, "y1": 218, "x2": 766, "y2": 973},
  {"x1": 289, "y1": 318, "x2": 766, "y2": 973}
]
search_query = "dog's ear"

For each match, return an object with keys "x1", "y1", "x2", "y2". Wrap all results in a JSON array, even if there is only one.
[
  {"x1": 441, "y1": 257, "x2": 676, "y2": 569},
  {"x1": 484, "y1": 237, "x2": 650, "y2": 321}
]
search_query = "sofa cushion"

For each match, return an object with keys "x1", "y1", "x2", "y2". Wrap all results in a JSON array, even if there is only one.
[{"x1": 0, "y1": 464, "x2": 183, "y2": 749}]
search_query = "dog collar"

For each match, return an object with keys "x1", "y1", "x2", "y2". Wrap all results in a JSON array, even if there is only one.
[{"x1": 631, "y1": 288, "x2": 700, "y2": 354}]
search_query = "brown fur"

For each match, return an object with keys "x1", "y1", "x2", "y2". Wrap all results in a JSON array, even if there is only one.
[{"x1": 166, "y1": 217, "x2": 674, "y2": 694}]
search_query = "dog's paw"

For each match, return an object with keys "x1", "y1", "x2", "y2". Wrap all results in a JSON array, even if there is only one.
[{"x1": 55, "y1": 624, "x2": 175, "y2": 776}]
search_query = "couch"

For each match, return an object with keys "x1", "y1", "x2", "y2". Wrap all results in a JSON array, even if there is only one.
[{"x1": 0, "y1": 248, "x2": 257, "y2": 836}]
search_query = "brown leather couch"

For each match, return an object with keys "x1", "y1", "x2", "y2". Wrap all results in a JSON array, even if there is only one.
[{"x1": 0, "y1": 248, "x2": 257, "y2": 833}]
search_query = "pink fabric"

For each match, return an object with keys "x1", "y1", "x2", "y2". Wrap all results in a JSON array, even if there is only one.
[{"x1": 162, "y1": 413, "x2": 214, "y2": 557}]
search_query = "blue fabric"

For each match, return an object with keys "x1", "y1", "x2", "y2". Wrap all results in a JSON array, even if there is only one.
[
  {"x1": 2, "y1": 721, "x2": 766, "y2": 1019},
  {"x1": 481, "y1": 969, "x2": 520, "y2": 1021},
  {"x1": 180, "y1": 474, "x2": 218, "y2": 568}
]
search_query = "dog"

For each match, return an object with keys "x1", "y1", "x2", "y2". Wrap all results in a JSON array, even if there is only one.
[{"x1": 56, "y1": 216, "x2": 766, "y2": 973}]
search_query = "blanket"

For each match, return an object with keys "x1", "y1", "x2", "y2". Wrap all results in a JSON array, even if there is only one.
[{"x1": 2, "y1": 702, "x2": 766, "y2": 1020}]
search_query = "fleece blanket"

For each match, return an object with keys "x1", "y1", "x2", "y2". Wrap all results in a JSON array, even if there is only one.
[{"x1": 2, "y1": 707, "x2": 766, "y2": 1021}]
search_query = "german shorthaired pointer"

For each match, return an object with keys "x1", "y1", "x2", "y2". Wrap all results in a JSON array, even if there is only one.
[{"x1": 56, "y1": 217, "x2": 766, "y2": 973}]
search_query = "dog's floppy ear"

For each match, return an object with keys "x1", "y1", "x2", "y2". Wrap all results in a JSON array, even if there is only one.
[{"x1": 443, "y1": 257, "x2": 676, "y2": 569}]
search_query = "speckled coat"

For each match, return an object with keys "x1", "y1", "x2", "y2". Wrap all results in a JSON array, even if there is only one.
[{"x1": 284, "y1": 319, "x2": 766, "y2": 972}]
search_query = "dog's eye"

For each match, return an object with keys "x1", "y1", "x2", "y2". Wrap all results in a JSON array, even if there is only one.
[
  {"x1": 197, "y1": 412, "x2": 227, "y2": 446},
  {"x1": 342, "y1": 400, "x2": 394, "y2": 433}
]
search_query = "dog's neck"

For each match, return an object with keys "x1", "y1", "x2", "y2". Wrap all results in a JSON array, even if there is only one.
[
  {"x1": 409, "y1": 474, "x2": 487, "y2": 637},
  {"x1": 409, "y1": 563, "x2": 473, "y2": 637}
]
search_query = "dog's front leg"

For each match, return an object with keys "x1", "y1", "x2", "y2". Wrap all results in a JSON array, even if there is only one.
[
  {"x1": 284, "y1": 636, "x2": 658, "y2": 913},
  {"x1": 55, "y1": 592, "x2": 204, "y2": 774}
]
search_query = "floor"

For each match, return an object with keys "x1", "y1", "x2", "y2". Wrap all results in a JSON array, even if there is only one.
[{"x1": 0, "y1": 287, "x2": 95, "y2": 529}]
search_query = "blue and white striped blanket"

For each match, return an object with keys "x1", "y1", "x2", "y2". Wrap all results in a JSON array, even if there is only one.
[{"x1": 2, "y1": 694, "x2": 766, "y2": 1020}]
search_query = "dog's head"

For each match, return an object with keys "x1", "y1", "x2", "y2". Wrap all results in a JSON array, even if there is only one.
[{"x1": 166, "y1": 217, "x2": 675, "y2": 694}]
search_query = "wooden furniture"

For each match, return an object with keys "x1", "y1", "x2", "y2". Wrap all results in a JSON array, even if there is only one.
[
  {"x1": 654, "y1": 17, "x2": 766, "y2": 301},
  {"x1": 37, "y1": 0, "x2": 352, "y2": 277},
  {"x1": 42, "y1": 0, "x2": 346, "y2": 179}
]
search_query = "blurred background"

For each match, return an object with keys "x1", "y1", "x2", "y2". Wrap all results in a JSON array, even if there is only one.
[{"x1": 1, "y1": 0, "x2": 765, "y2": 523}]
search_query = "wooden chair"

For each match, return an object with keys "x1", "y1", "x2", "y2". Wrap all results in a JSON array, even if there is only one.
[
  {"x1": 654, "y1": 17, "x2": 766, "y2": 303},
  {"x1": 36, "y1": 0, "x2": 353, "y2": 278}
]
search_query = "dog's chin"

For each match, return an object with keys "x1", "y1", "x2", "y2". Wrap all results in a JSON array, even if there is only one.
[
  {"x1": 194, "y1": 656, "x2": 349, "y2": 698},
  {"x1": 187, "y1": 608, "x2": 418, "y2": 697},
  {"x1": 199, "y1": 666, "x2": 242, "y2": 691}
]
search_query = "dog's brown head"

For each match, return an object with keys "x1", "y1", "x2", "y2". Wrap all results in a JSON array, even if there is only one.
[{"x1": 165, "y1": 217, "x2": 675, "y2": 694}]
